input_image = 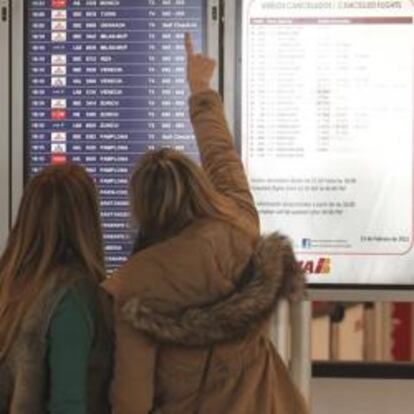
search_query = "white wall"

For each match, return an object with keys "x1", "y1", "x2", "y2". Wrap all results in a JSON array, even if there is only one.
[{"x1": 312, "y1": 378, "x2": 414, "y2": 414}]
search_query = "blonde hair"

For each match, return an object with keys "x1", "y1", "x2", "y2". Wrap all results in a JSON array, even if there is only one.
[
  {"x1": 0, "y1": 163, "x2": 105, "y2": 359},
  {"x1": 130, "y1": 148, "x2": 247, "y2": 248}
]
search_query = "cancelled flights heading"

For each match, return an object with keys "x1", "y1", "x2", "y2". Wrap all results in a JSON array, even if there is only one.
[
  {"x1": 241, "y1": 0, "x2": 414, "y2": 285},
  {"x1": 26, "y1": 0, "x2": 205, "y2": 268}
]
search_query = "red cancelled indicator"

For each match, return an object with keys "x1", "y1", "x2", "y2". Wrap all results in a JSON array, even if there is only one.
[
  {"x1": 51, "y1": 154, "x2": 67, "y2": 164},
  {"x1": 51, "y1": 109, "x2": 67, "y2": 120},
  {"x1": 52, "y1": 0, "x2": 67, "y2": 9}
]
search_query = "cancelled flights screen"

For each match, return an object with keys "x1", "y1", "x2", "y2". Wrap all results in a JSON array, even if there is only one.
[
  {"x1": 241, "y1": 0, "x2": 414, "y2": 285},
  {"x1": 26, "y1": 0, "x2": 205, "y2": 269}
]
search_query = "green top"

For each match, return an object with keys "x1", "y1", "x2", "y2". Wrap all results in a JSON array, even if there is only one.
[{"x1": 47, "y1": 281, "x2": 95, "y2": 414}]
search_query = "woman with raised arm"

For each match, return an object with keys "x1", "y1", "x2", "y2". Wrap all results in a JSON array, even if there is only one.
[
  {"x1": 103, "y1": 34, "x2": 308, "y2": 414},
  {"x1": 0, "y1": 164, "x2": 112, "y2": 414}
]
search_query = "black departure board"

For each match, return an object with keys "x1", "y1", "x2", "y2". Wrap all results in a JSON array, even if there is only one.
[{"x1": 26, "y1": 0, "x2": 206, "y2": 269}]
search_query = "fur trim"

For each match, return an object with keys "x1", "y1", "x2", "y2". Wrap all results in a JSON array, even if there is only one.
[
  {"x1": 123, "y1": 232, "x2": 306, "y2": 346},
  {"x1": 0, "y1": 273, "x2": 113, "y2": 414}
]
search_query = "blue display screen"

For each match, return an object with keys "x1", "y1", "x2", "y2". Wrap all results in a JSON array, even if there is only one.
[{"x1": 26, "y1": 0, "x2": 206, "y2": 269}]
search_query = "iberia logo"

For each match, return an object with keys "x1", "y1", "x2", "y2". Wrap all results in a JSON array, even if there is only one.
[
  {"x1": 52, "y1": 0, "x2": 67, "y2": 8},
  {"x1": 299, "y1": 258, "x2": 331, "y2": 275}
]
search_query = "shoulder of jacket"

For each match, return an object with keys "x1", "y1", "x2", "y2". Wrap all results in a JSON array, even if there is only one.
[{"x1": 17, "y1": 268, "x2": 86, "y2": 340}]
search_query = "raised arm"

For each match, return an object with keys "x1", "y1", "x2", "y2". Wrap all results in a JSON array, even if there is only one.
[{"x1": 186, "y1": 33, "x2": 260, "y2": 233}]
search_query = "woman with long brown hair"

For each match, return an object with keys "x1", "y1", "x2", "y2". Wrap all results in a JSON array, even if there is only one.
[
  {"x1": 103, "y1": 34, "x2": 308, "y2": 414},
  {"x1": 0, "y1": 163, "x2": 112, "y2": 414}
]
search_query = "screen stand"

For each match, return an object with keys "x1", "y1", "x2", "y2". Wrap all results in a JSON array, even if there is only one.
[
  {"x1": 291, "y1": 300, "x2": 312, "y2": 404},
  {"x1": 271, "y1": 299, "x2": 312, "y2": 405},
  {"x1": 271, "y1": 299, "x2": 290, "y2": 364}
]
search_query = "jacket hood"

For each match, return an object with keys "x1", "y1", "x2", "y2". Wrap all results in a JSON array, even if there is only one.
[
  {"x1": 122, "y1": 232, "x2": 306, "y2": 346},
  {"x1": 102, "y1": 218, "x2": 255, "y2": 307}
]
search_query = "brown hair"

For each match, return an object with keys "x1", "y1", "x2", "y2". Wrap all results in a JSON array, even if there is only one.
[
  {"x1": 130, "y1": 148, "x2": 248, "y2": 249},
  {"x1": 0, "y1": 163, "x2": 105, "y2": 359}
]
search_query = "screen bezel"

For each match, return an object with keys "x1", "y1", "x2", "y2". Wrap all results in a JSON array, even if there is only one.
[{"x1": 23, "y1": 0, "x2": 211, "y2": 268}]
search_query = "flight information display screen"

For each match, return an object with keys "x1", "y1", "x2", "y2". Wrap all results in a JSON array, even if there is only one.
[
  {"x1": 26, "y1": 0, "x2": 206, "y2": 269},
  {"x1": 240, "y1": 0, "x2": 414, "y2": 286}
]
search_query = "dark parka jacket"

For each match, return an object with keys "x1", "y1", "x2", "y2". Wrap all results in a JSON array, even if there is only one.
[
  {"x1": 0, "y1": 271, "x2": 113, "y2": 414},
  {"x1": 103, "y1": 90, "x2": 309, "y2": 414}
]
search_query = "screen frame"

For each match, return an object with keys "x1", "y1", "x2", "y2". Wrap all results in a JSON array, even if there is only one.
[
  {"x1": 12, "y1": 0, "x2": 221, "y2": 267},
  {"x1": 227, "y1": 0, "x2": 414, "y2": 293},
  {"x1": 10, "y1": 0, "x2": 24, "y2": 226}
]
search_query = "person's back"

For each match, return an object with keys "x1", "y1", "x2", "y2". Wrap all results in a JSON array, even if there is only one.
[
  {"x1": 0, "y1": 163, "x2": 112, "y2": 414},
  {"x1": 103, "y1": 34, "x2": 308, "y2": 414}
]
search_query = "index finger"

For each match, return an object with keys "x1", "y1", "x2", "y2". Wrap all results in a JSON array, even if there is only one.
[{"x1": 185, "y1": 32, "x2": 194, "y2": 57}]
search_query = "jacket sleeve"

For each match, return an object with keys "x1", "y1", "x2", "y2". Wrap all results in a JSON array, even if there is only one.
[
  {"x1": 110, "y1": 305, "x2": 157, "y2": 414},
  {"x1": 47, "y1": 289, "x2": 94, "y2": 414},
  {"x1": 190, "y1": 90, "x2": 260, "y2": 235}
]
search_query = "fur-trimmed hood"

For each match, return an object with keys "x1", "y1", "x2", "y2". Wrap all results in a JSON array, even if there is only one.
[{"x1": 122, "y1": 232, "x2": 306, "y2": 346}]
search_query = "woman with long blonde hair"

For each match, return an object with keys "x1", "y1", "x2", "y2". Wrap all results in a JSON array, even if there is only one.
[
  {"x1": 103, "y1": 34, "x2": 308, "y2": 414},
  {"x1": 0, "y1": 163, "x2": 112, "y2": 414}
]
